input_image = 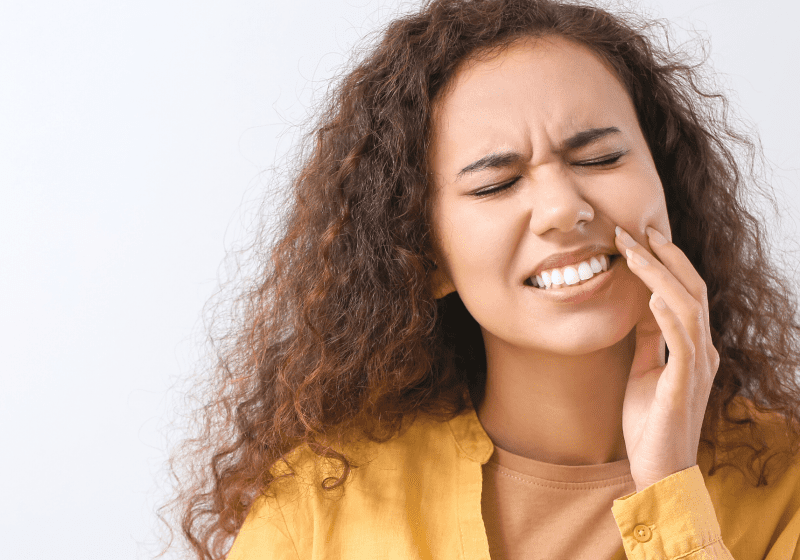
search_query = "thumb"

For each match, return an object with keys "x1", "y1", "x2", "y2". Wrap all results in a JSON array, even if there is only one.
[{"x1": 630, "y1": 305, "x2": 666, "y2": 378}]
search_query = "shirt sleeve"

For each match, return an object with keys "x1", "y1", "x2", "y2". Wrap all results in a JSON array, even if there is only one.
[
  {"x1": 610, "y1": 465, "x2": 733, "y2": 560},
  {"x1": 225, "y1": 493, "x2": 301, "y2": 560}
]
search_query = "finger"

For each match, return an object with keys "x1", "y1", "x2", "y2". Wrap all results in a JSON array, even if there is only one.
[
  {"x1": 644, "y1": 226, "x2": 710, "y2": 309},
  {"x1": 649, "y1": 292, "x2": 696, "y2": 407},
  {"x1": 645, "y1": 226, "x2": 715, "y2": 363},
  {"x1": 615, "y1": 227, "x2": 709, "y2": 349},
  {"x1": 630, "y1": 305, "x2": 665, "y2": 374}
]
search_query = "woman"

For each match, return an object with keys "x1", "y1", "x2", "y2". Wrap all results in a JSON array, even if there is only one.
[{"x1": 159, "y1": 0, "x2": 800, "y2": 558}]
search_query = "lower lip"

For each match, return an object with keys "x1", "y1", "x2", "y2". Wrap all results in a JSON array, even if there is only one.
[{"x1": 524, "y1": 255, "x2": 622, "y2": 304}]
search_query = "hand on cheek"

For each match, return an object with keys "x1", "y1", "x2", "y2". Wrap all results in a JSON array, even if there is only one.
[{"x1": 614, "y1": 225, "x2": 720, "y2": 492}]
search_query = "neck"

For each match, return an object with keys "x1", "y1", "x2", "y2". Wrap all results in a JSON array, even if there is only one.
[{"x1": 476, "y1": 327, "x2": 636, "y2": 466}]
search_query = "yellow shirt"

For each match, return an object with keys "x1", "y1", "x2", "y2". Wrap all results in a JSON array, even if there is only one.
[{"x1": 227, "y1": 397, "x2": 800, "y2": 559}]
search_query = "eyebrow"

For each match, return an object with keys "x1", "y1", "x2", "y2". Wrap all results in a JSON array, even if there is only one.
[{"x1": 455, "y1": 126, "x2": 622, "y2": 180}]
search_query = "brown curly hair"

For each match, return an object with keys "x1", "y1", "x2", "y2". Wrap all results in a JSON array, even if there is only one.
[{"x1": 157, "y1": 0, "x2": 800, "y2": 558}]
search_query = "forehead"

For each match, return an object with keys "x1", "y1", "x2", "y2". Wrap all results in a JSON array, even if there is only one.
[{"x1": 429, "y1": 36, "x2": 637, "y2": 166}]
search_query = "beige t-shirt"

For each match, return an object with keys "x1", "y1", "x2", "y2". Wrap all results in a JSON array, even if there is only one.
[{"x1": 482, "y1": 444, "x2": 636, "y2": 560}]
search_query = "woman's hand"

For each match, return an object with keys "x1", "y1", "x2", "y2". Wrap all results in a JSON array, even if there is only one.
[{"x1": 614, "y1": 225, "x2": 720, "y2": 493}]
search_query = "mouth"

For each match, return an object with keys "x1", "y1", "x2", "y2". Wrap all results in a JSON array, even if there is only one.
[{"x1": 523, "y1": 254, "x2": 621, "y2": 289}]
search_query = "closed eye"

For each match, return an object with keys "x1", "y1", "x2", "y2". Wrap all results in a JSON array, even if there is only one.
[
  {"x1": 574, "y1": 150, "x2": 628, "y2": 167},
  {"x1": 472, "y1": 176, "x2": 522, "y2": 197},
  {"x1": 471, "y1": 150, "x2": 628, "y2": 197}
]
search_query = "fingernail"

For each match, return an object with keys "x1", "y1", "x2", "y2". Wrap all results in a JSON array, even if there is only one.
[
  {"x1": 646, "y1": 226, "x2": 668, "y2": 246},
  {"x1": 651, "y1": 293, "x2": 666, "y2": 309},
  {"x1": 626, "y1": 248, "x2": 648, "y2": 266},
  {"x1": 616, "y1": 226, "x2": 637, "y2": 248}
]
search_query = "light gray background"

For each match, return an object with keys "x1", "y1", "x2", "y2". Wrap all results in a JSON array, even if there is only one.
[{"x1": 2, "y1": 1, "x2": 798, "y2": 559}]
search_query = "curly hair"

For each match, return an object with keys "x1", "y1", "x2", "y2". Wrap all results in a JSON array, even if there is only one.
[{"x1": 157, "y1": 0, "x2": 800, "y2": 558}]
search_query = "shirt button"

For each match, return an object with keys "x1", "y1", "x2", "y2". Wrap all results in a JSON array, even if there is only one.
[{"x1": 633, "y1": 524, "x2": 652, "y2": 542}]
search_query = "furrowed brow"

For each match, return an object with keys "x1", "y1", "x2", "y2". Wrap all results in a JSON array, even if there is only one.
[
  {"x1": 561, "y1": 127, "x2": 622, "y2": 151},
  {"x1": 454, "y1": 127, "x2": 621, "y2": 180},
  {"x1": 456, "y1": 151, "x2": 525, "y2": 180}
]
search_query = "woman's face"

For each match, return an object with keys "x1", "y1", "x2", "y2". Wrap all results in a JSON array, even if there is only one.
[{"x1": 429, "y1": 35, "x2": 671, "y2": 356}]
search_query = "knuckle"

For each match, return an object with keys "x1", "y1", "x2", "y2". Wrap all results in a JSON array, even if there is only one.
[
  {"x1": 709, "y1": 346, "x2": 721, "y2": 369},
  {"x1": 693, "y1": 278, "x2": 709, "y2": 302},
  {"x1": 686, "y1": 300, "x2": 704, "y2": 323}
]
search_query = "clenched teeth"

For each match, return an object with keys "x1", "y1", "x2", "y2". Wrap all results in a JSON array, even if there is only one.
[{"x1": 530, "y1": 254, "x2": 612, "y2": 289}]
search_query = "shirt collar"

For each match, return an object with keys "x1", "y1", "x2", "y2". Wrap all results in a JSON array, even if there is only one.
[{"x1": 447, "y1": 401, "x2": 495, "y2": 464}]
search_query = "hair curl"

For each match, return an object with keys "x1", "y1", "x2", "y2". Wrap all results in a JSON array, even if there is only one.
[{"x1": 157, "y1": 1, "x2": 800, "y2": 558}]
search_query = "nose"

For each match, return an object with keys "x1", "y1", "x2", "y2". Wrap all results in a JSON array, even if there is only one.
[{"x1": 527, "y1": 164, "x2": 594, "y2": 235}]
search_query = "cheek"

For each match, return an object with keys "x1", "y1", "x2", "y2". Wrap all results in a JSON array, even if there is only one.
[
  {"x1": 437, "y1": 205, "x2": 517, "y2": 284},
  {"x1": 604, "y1": 165, "x2": 667, "y2": 230},
  {"x1": 639, "y1": 184, "x2": 670, "y2": 237}
]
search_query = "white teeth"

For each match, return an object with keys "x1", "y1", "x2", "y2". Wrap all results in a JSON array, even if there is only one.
[{"x1": 533, "y1": 254, "x2": 611, "y2": 289}]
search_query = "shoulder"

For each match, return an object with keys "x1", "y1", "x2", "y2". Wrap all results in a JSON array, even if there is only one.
[
  {"x1": 244, "y1": 408, "x2": 478, "y2": 518},
  {"x1": 228, "y1": 409, "x2": 482, "y2": 558}
]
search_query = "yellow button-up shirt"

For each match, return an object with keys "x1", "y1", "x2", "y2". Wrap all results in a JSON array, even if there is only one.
[{"x1": 227, "y1": 398, "x2": 800, "y2": 559}]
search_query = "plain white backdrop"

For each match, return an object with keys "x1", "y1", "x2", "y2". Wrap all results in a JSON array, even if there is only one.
[{"x1": 1, "y1": 0, "x2": 798, "y2": 558}]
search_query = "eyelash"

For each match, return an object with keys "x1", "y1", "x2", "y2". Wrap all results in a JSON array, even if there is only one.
[{"x1": 472, "y1": 152, "x2": 626, "y2": 197}]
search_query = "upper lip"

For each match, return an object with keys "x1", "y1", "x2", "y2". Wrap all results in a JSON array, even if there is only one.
[{"x1": 524, "y1": 244, "x2": 618, "y2": 282}]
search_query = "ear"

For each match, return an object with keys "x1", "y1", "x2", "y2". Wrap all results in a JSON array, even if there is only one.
[{"x1": 431, "y1": 265, "x2": 456, "y2": 299}]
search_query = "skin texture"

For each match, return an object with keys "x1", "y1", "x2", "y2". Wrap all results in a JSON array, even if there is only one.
[{"x1": 429, "y1": 36, "x2": 672, "y2": 468}]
